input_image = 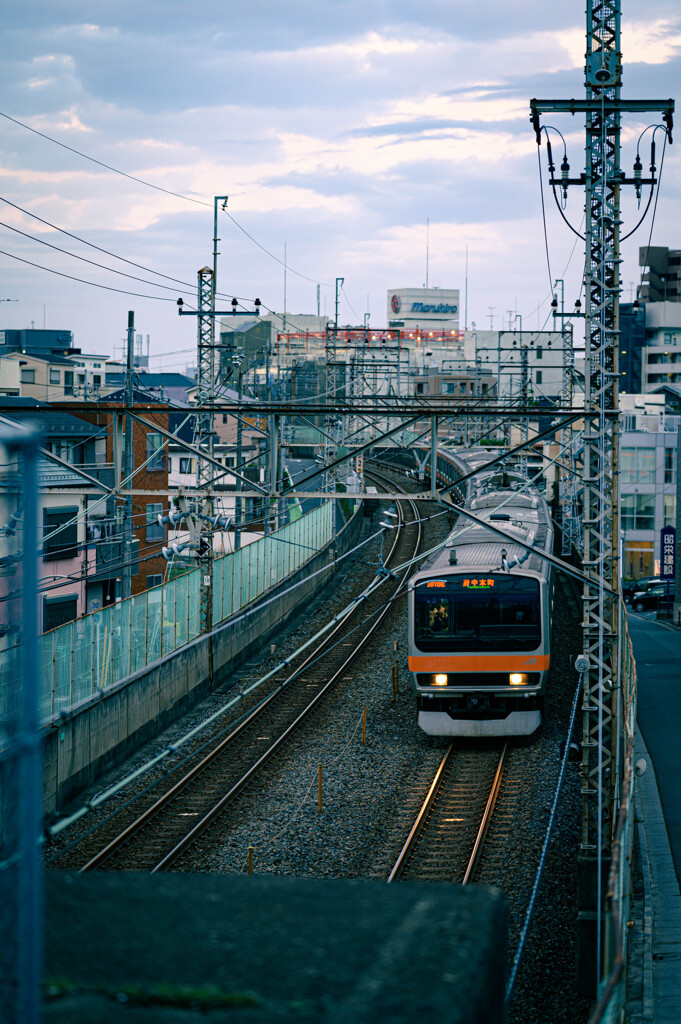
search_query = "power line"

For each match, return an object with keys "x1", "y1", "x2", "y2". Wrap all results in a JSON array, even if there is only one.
[
  {"x1": 0, "y1": 247, "x2": 178, "y2": 301},
  {"x1": 0, "y1": 218, "x2": 196, "y2": 296},
  {"x1": 0, "y1": 193, "x2": 264, "y2": 304},
  {"x1": 0, "y1": 108, "x2": 329, "y2": 287}
]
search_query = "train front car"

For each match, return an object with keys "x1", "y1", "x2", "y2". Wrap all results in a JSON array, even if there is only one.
[{"x1": 408, "y1": 456, "x2": 554, "y2": 738}]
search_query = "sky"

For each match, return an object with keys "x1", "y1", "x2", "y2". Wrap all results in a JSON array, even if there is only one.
[{"x1": 1, "y1": 1, "x2": 680, "y2": 371}]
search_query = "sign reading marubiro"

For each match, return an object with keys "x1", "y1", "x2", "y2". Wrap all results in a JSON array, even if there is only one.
[{"x1": 387, "y1": 287, "x2": 460, "y2": 325}]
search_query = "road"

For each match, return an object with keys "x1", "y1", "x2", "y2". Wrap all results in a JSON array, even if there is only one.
[{"x1": 627, "y1": 608, "x2": 681, "y2": 885}]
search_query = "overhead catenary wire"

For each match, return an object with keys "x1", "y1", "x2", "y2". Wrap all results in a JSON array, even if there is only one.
[{"x1": 45, "y1": 437, "x2": 589, "y2": 839}]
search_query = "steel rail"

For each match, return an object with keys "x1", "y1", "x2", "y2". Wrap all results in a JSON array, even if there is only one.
[
  {"x1": 387, "y1": 743, "x2": 507, "y2": 885},
  {"x1": 461, "y1": 743, "x2": 507, "y2": 885},
  {"x1": 80, "y1": 473, "x2": 420, "y2": 872},
  {"x1": 153, "y1": 482, "x2": 420, "y2": 872},
  {"x1": 386, "y1": 744, "x2": 454, "y2": 883}
]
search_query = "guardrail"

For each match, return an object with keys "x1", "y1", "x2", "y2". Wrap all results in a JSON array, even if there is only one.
[{"x1": 1, "y1": 501, "x2": 334, "y2": 726}]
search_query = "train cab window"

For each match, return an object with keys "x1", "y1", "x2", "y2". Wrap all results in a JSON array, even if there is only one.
[{"x1": 414, "y1": 575, "x2": 541, "y2": 652}]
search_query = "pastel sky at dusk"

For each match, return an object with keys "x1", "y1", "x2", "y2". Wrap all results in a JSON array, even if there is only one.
[{"x1": 1, "y1": 1, "x2": 679, "y2": 367}]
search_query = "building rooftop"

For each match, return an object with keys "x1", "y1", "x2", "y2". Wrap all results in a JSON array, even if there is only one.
[{"x1": 1, "y1": 404, "x2": 102, "y2": 437}]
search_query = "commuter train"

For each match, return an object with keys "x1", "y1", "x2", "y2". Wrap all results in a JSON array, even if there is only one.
[{"x1": 407, "y1": 446, "x2": 554, "y2": 737}]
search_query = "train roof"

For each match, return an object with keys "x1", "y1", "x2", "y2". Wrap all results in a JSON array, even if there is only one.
[{"x1": 416, "y1": 445, "x2": 554, "y2": 580}]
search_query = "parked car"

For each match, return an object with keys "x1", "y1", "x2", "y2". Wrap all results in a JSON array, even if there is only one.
[
  {"x1": 622, "y1": 576, "x2": 662, "y2": 602},
  {"x1": 631, "y1": 582, "x2": 675, "y2": 613}
]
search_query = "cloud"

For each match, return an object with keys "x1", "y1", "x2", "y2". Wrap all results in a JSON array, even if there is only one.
[{"x1": 0, "y1": 0, "x2": 677, "y2": 358}]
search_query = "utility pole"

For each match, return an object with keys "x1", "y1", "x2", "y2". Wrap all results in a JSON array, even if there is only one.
[
  {"x1": 177, "y1": 196, "x2": 261, "y2": 615},
  {"x1": 335, "y1": 277, "x2": 344, "y2": 330},
  {"x1": 121, "y1": 310, "x2": 134, "y2": 600},
  {"x1": 531, "y1": 0, "x2": 674, "y2": 995}
]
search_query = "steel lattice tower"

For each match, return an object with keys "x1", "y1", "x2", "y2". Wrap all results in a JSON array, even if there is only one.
[
  {"x1": 193, "y1": 265, "x2": 215, "y2": 634},
  {"x1": 580, "y1": 0, "x2": 622, "y2": 861},
  {"x1": 531, "y1": 0, "x2": 674, "y2": 991},
  {"x1": 194, "y1": 266, "x2": 216, "y2": 491}
]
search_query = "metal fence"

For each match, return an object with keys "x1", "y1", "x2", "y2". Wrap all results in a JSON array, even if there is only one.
[
  {"x1": 212, "y1": 501, "x2": 333, "y2": 623},
  {"x1": 588, "y1": 601, "x2": 638, "y2": 1024},
  {"x1": 19, "y1": 500, "x2": 334, "y2": 726},
  {"x1": 0, "y1": 427, "x2": 42, "y2": 1024}
]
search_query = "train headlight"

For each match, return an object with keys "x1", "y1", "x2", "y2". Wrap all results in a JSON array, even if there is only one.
[
  {"x1": 434, "y1": 673, "x2": 448, "y2": 686},
  {"x1": 509, "y1": 673, "x2": 528, "y2": 686}
]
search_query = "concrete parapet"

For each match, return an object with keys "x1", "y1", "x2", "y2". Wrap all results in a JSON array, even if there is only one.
[
  {"x1": 42, "y1": 507, "x2": 363, "y2": 814},
  {"x1": 44, "y1": 873, "x2": 507, "y2": 1023}
]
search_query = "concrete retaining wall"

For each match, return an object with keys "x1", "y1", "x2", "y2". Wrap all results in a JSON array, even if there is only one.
[{"x1": 43, "y1": 505, "x2": 364, "y2": 814}]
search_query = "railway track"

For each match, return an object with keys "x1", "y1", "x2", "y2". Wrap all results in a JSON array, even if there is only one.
[
  {"x1": 387, "y1": 743, "x2": 508, "y2": 885},
  {"x1": 50, "y1": 472, "x2": 422, "y2": 873}
]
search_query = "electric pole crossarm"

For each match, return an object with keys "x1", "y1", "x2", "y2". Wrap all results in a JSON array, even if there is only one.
[{"x1": 531, "y1": 97, "x2": 674, "y2": 143}]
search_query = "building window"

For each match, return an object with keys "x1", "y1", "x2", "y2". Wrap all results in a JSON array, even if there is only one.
[
  {"x1": 146, "y1": 432, "x2": 166, "y2": 471},
  {"x1": 49, "y1": 369, "x2": 60, "y2": 384},
  {"x1": 77, "y1": 373, "x2": 85, "y2": 384},
  {"x1": 20, "y1": 368, "x2": 35, "y2": 383},
  {"x1": 64, "y1": 370, "x2": 74, "y2": 396},
  {"x1": 179, "y1": 457, "x2": 194, "y2": 474},
  {"x1": 536, "y1": 346, "x2": 543, "y2": 359},
  {"x1": 146, "y1": 574, "x2": 163, "y2": 589},
  {"x1": 43, "y1": 594, "x2": 78, "y2": 633},
  {"x1": 222, "y1": 414, "x2": 228, "y2": 424},
  {"x1": 536, "y1": 370, "x2": 543, "y2": 384},
  {"x1": 665, "y1": 449, "x2": 676, "y2": 485},
  {"x1": 621, "y1": 494, "x2": 655, "y2": 531},
  {"x1": 621, "y1": 447, "x2": 655, "y2": 484},
  {"x1": 146, "y1": 503, "x2": 165, "y2": 541},
  {"x1": 93, "y1": 374, "x2": 101, "y2": 386},
  {"x1": 664, "y1": 494, "x2": 677, "y2": 527},
  {"x1": 94, "y1": 362, "x2": 101, "y2": 368},
  {"x1": 43, "y1": 506, "x2": 79, "y2": 560}
]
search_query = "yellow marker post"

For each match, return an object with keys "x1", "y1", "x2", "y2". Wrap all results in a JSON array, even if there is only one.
[
  {"x1": 318, "y1": 765, "x2": 323, "y2": 813},
  {"x1": 394, "y1": 640, "x2": 400, "y2": 692},
  {"x1": 248, "y1": 847, "x2": 254, "y2": 875}
]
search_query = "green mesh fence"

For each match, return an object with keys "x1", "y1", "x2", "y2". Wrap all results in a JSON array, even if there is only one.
[{"x1": 10, "y1": 501, "x2": 334, "y2": 725}]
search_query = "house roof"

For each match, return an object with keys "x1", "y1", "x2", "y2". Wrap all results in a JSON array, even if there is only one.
[{"x1": 2, "y1": 405, "x2": 100, "y2": 438}]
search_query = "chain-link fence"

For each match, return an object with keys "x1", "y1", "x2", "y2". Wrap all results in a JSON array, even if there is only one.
[
  {"x1": 1, "y1": 499, "x2": 334, "y2": 728},
  {"x1": 0, "y1": 426, "x2": 42, "y2": 1024}
]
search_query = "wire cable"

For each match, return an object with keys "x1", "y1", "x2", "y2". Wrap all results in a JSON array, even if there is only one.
[
  {"x1": 0, "y1": 248, "x2": 177, "y2": 301},
  {"x1": 537, "y1": 145, "x2": 555, "y2": 296},
  {"x1": 0, "y1": 218, "x2": 196, "y2": 296},
  {"x1": 0, "y1": 108, "x2": 329, "y2": 287}
]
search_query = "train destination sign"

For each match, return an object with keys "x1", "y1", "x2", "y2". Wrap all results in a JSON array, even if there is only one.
[{"x1": 423, "y1": 578, "x2": 496, "y2": 589}]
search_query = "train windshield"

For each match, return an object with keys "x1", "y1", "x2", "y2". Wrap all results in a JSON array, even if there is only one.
[{"x1": 414, "y1": 575, "x2": 541, "y2": 652}]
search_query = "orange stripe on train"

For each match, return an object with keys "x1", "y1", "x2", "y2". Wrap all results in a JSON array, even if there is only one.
[{"x1": 408, "y1": 654, "x2": 550, "y2": 672}]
